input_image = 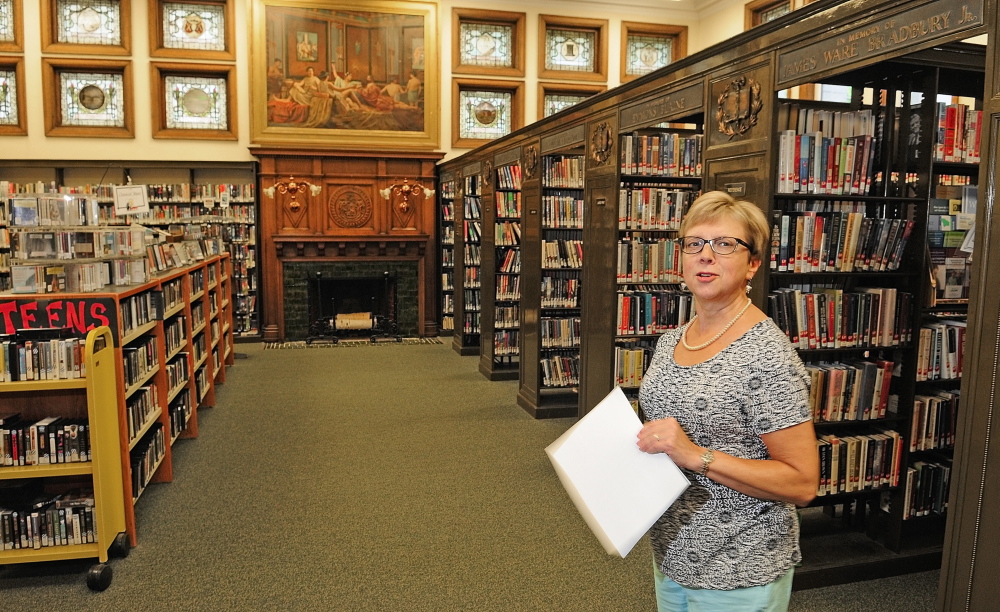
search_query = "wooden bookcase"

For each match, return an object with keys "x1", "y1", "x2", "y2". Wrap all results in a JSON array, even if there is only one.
[
  {"x1": 452, "y1": 164, "x2": 483, "y2": 356},
  {"x1": 0, "y1": 255, "x2": 234, "y2": 546},
  {"x1": 438, "y1": 171, "x2": 457, "y2": 336},
  {"x1": 479, "y1": 152, "x2": 523, "y2": 381},
  {"x1": 0, "y1": 326, "x2": 130, "y2": 590}
]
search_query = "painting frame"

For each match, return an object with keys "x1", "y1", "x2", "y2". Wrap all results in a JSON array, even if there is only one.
[{"x1": 250, "y1": 0, "x2": 439, "y2": 150}]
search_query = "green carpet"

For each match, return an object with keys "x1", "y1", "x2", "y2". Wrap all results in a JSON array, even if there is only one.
[{"x1": 0, "y1": 343, "x2": 937, "y2": 611}]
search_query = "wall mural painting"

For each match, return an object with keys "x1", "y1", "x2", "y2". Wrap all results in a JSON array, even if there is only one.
[{"x1": 254, "y1": 1, "x2": 438, "y2": 149}]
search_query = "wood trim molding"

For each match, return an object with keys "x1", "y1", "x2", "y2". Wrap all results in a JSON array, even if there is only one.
[
  {"x1": 150, "y1": 61, "x2": 238, "y2": 140},
  {"x1": 0, "y1": 57, "x2": 26, "y2": 136},
  {"x1": 452, "y1": 77, "x2": 524, "y2": 149},
  {"x1": 0, "y1": 0, "x2": 23, "y2": 53},
  {"x1": 149, "y1": 0, "x2": 236, "y2": 61},
  {"x1": 41, "y1": 58, "x2": 134, "y2": 138},
  {"x1": 537, "y1": 14, "x2": 608, "y2": 83},
  {"x1": 451, "y1": 7, "x2": 525, "y2": 78},
  {"x1": 537, "y1": 82, "x2": 605, "y2": 120},
  {"x1": 620, "y1": 22, "x2": 688, "y2": 83},
  {"x1": 40, "y1": 0, "x2": 132, "y2": 56}
]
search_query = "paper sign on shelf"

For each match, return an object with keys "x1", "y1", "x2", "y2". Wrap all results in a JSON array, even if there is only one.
[
  {"x1": 113, "y1": 185, "x2": 149, "y2": 216},
  {"x1": 545, "y1": 387, "x2": 690, "y2": 557}
]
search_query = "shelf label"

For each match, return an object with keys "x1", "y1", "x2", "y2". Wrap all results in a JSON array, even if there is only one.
[
  {"x1": 0, "y1": 298, "x2": 120, "y2": 345},
  {"x1": 494, "y1": 147, "x2": 521, "y2": 167},
  {"x1": 462, "y1": 162, "x2": 482, "y2": 177},
  {"x1": 777, "y1": 0, "x2": 983, "y2": 84},
  {"x1": 541, "y1": 125, "x2": 586, "y2": 153},
  {"x1": 619, "y1": 82, "x2": 704, "y2": 131}
]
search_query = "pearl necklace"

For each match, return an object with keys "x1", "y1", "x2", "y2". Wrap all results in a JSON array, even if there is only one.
[{"x1": 681, "y1": 298, "x2": 752, "y2": 351}]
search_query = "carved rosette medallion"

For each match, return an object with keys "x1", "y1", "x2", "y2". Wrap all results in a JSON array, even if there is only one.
[
  {"x1": 590, "y1": 121, "x2": 614, "y2": 166},
  {"x1": 716, "y1": 76, "x2": 763, "y2": 140},
  {"x1": 524, "y1": 145, "x2": 539, "y2": 180},
  {"x1": 482, "y1": 161, "x2": 493, "y2": 187},
  {"x1": 328, "y1": 185, "x2": 373, "y2": 228}
]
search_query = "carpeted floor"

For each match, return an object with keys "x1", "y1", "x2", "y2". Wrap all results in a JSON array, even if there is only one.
[
  {"x1": 0, "y1": 343, "x2": 938, "y2": 610},
  {"x1": 264, "y1": 337, "x2": 443, "y2": 349}
]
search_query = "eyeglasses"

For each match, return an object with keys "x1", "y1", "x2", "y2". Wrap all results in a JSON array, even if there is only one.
[{"x1": 680, "y1": 236, "x2": 752, "y2": 255}]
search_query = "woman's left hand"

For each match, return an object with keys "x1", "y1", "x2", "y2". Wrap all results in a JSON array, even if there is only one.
[{"x1": 637, "y1": 418, "x2": 703, "y2": 472}]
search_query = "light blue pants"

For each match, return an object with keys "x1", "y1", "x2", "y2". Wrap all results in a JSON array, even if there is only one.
[{"x1": 653, "y1": 563, "x2": 794, "y2": 612}]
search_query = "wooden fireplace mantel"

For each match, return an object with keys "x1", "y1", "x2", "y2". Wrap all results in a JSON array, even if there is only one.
[{"x1": 253, "y1": 148, "x2": 444, "y2": 341}]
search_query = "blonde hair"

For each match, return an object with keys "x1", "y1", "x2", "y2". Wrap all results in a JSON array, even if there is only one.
[{"x1": 679, "y1": 191, "x2": 769, "y2": 262}]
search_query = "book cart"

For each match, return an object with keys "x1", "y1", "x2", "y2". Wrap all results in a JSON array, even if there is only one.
[
  {"x1": 437, "y1": 0, "x2": 993, "y2": 593},
  {"x1": 452, "y1": 162, "x2": 483, "y2": 356},
  {"x1": 0, "y1": 255, "x2": 234, "y2": 548},
  {"x1": 438, "y1": 171, "x2": 457, "y2": 335},
  {"x1": 0, "y1": 326, "x2": 130, "y2": 590},
  {"x1": 479, "y1": 149, "x2": 523, "y2": 381}
]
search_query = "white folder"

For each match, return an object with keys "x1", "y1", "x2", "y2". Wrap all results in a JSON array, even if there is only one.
[{"x1": 545, "y1": 387, "x2": 690, "y2": 557}]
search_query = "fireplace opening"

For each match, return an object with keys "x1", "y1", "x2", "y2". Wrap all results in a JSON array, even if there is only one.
[{"x1": 306, "y1": 271, "x2": 400, "y2": 341}]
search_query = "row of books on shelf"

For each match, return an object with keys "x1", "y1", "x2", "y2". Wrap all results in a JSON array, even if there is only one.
[
  {"x1": 541, "y1": 353, "x2": 580, "y2": 388},
  {"x1": 132, "y1": 203, "x2": 256, "y2": 225},
  {"x1": 911, "y1": 389, "x2": 959, "y2": 452},
  {"x1": 9, "y1": 195, "x2": 102, "y2": 227},
  {"x1": 495, "y1": 221, "x2": 521, "y2": 246},
  {"x1": 614, "y1": 340, "x2": 656, "y2": 388},
  {"x1": 777, "y1": 132, "x2": 876, "y2": 195},
  {"x1": 620, "y1": 132, "x2": 703, "y2": 177},
  {"x1": 494, "y1": 330, "x2": 518, "y2": 356},
  {"x1": 618, "y1": 238, "x2": 683, "y2": 284},
  {"x1": 464, "y1": 176, "x2": 481, "y2": 197},
  {"x1": 1, "y1": 489, "x2": 98, "y2": 551},
  {"x1": 441, "y1": 248, "x2": 455, "y2": 268},
  {"x1": 440, "y1": 182, "x2": 456, "y2": 200},
  {"x1": 816, "y1": 429, "x2": 903, "y2": 496},
  {"x1": 463, "y1": 244, "x2": 481, "y2": 266},
  {"x1": 440, "y1": 316, "x2": 454, "y2": 331},
  {"x1": 543, "y1": 156, "x2": 584, "y2": 189},
  {"x1": 166, "y1": 355, "x2": 189, "y2": 391},
  {"x1": 916, "y1": 321, "x2": 966, "y2": 381},
  {"x1": 462, "y1": 312, "x2": 480, "y2": 335},
  {"x1": 146, "y1": 239, "x2": 219, "y2": 275},
  {"x1": 770, "y1": 211, "x2": 913, "y2": 273},
  {"x1": 464, "y1": 221, "x2": 482, "y2": 243},
  {"x1": 5, "y1": 182, "x2": 256, "y2": 203},
  {"x1": 13, "y1": 258, "x2": 149, "y2": 294},
  {"x1": 768, "y1": 287, "x2": 914, "y2": 350},
  {"x1": 616, "y1": 289, "x2": 694, "y2": 336},
  {"x1": 496, "y1": 304, "x2": 519, "y2": 329},
  {"x1": 441, "y1": 272, "x2": 453, "y2": 292},
  {"x1": 928, "y1": 244, "x2": 972, "y2": 304},
  {"x1": 122, "y1": 337, "x2": 158, "y2": 388},
  {"x1": 541, "y1": 317, "x2": 580, "y2": 348},
  {"x1": 463, "y1": 197, "x2": 482, "y2": 221},
  {"x1": 935, "y1": 102, "x2": 981, "y2": 163},
  {"x1": 901, "y1": 456, "x2": 951, "y2": 520},
  {"x1": 618, "y1": 187, "x2": 694, "y2": 230},
  {"x1": 126, "y1": 386, "x2": 159, "y2": 442},
  {"x1": 463, "y1": 266, "x2": 480, "y2": 288},
  {"x1": 120, "y1": 288, "x2": 159, "y2": 337},
  {"x1": 441, "y1": 295, "x2": 453, "y2": 316},
  {"x1": 496, "y1": 164, "x2": 522, "y2": 191},
  {"x1": 804, "y1": 360, "x2": 894, "y2": 423},
  {"x1": 1, "y1": 413, "x2": 90, "y2": 466},
  {"x1": 496, "y1": 275, "x2": 520, "y2": 301},
  {"x1": 463, "y1": 289, "x2": 481, "y2": 312},
  {"x1": 441, "y1": 226, "x2": 454, "y2": 246},
  {"x1": 541, "y1": 192, "x2": 585, "y2": 230},
  {"x1": 441, "y1": 202, "x2": 454, "y2": 223},
  {"x1": 542, "y1": 239, "x2": 583, "y2": 268},
  {"x1": 541, "y1": 276, "x2": 580, "y2": 309},
  {"x1": 495, "y1": 191, "x2": 521, "y2": 218},
  {"x1": 498, "y1": 247, "x2": 520, "y2": 273},
  {"x1": 169, "y1": 391, "x2": 193, "y2": 441},
  {"x1": 130, "y1": 423, "x2": 166, "y2": 502},
  {"x1": 11, "y1": 227, "x2": 146, "y2": 260},
  {"x1": 0, "y1": 337, "x2": 87, "y2": 381}
]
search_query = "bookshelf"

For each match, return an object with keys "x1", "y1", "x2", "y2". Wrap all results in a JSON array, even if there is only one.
[
  {"x1": 0, "y1": 326, "x2": 130, "y2": 590},
  {"x1": 615, "y1": 127, "x2": 703, "y2": 413},
  {"x1": 452, "y1": 164, "x2": 483, "y2": 356},
  {"x1": 479, "y1": 156, "x2": 522, "y2": 381},
  {"x1": 0, "y1": 255, "x2": 233, "y2": 546},
  {"x1": 0, "y1": 161, "x2": 260, "y2": 339},
  {"x1": 438, "y1": 171, "x2": 457, "y2": 336}
]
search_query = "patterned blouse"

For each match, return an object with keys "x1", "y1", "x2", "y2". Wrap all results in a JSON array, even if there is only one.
[{"x1": 638, "y1": 318, "x2": 812, "y2": 590}]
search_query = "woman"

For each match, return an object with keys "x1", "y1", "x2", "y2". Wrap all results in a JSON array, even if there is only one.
[{"x1": 636, "y1": 191, "x2": 819, "y2": 611}]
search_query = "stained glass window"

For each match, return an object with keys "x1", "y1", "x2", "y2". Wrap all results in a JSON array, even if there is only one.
[
  {"x1": 459, "y1": 22, "x2": 513, "y2": 68},
  {"x1": 459, "y1": 89, "x2": 511, "y2": 141},
  {"x1": 545, "y1": 28, "x2": 595, "y2": 72},
  {"x1": 625, "y1": 34, "x2": 673, "y2": 77},
  {"x1": 543, "y1": 93, "x2": 589, "y2": 118},
  {"x1": 56, "y1": 0, "x2": 121, "y2": 46},
  {"x1": 59, "y1": 71, "x2": 125, "y2": 127},
  {"x1": 0, "y1": 0, "x2": 14, "y2": 43},
  {"x1": 758, "y1": 2, "x2": 791, "y2": 25},
  {"x1": 163, "y1": 2, "x2": 226, "y2": 51},
  {"x1": 0, "y1": 70, "x2": 18, "y2": 125},
  {"x1": 164, "y1": 75, "x2": 227, "y2": 130}
]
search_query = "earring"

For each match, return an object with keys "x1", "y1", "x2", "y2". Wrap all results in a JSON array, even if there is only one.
[{"x1": 745, "y1": 282, "x2": 752, "y2": 295}]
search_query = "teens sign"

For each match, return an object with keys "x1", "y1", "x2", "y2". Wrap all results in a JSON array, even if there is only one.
[{"x1": 0, "y1": 298, "x2": 120, "y2": 344}]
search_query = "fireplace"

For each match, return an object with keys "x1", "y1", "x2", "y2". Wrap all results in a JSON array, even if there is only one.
[{"x1": 283, "y1": 261, "x2": 419, "y2": 340}]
